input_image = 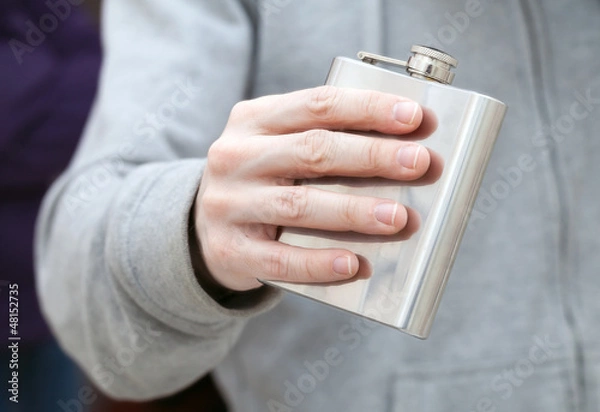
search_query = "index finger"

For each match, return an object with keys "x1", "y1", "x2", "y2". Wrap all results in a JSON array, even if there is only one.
[{"x1": 229, "y1": 86, "x2": 423, "y2": 136}]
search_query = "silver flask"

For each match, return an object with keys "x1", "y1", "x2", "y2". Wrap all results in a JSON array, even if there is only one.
[{"x1": 266, "y1": 46, "x2": 507, "y2": 339}]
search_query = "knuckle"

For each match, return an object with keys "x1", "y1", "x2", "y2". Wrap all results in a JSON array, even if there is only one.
[
  {"x1": 206, "y1": 140, "x2": 243, "y2": 175},
  {"x1": 229, "y1": 100, "x2": 255, "y2": 124},
  {"x1": 206, "y1": 140, "x2": 228, "y2": 173},
  {"x1": 266, "y1": 248, "x2": 289, "y2": 279},
  {"x1": 361, "y1": 91, "x2": 383, "y2": 123},
  {"x1": 362, "y1": 139, "x2": 384, "y2": 174},
  {"x1": 276, "y1": 186, "x2": 309, "y2": 221},
  {"x1": 306, "y1": 86, "x2": 340, "y2": 120},
  {"x1": 339, "y1": 197, "x2": 361, "y2": 226},
  {"x1": 200, "y1": 189, "x2": 230, "y2": 217},
  {"x1": 302, "y1": 257, "x2": 321, "y2": 282},
  {"x1": 298, "y1": 129, "x2": 333, "y2": 173}
]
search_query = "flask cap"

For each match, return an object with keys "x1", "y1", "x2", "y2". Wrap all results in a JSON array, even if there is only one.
[{"x1": 357, "y1": 45, "x2": 458, "y2": 85}]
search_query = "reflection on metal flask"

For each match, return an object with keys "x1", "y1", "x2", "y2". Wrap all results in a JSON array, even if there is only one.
[{"x1": 265, "y1": 45, "x2": 507, "y2": 339}]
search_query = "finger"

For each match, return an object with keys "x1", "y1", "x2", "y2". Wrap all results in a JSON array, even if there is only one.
[
  {"x1": 279, "y1": 206, "x2": 421, "y2": 243},
  {"x1": 228, "y1": 86, "x2": 423, "y2": 136},
  {"x1": 400, "y1": 149, "x2": 444, "y2": 186},
  {"x1": 236, "y1": 185, "x2": 408, "y2": 235},
  {"x1": 245, "y1": 239, "x2": 363, "y2": 283},
  {"x1": 246, "y1": 130, "x2": 432, "y2": 181},
  {"x1": 395, "y1": 106, "x2": 439, "y2": 141},
  {"x1": 307, "y1": 255, "x2": 373, "y2": 286}
]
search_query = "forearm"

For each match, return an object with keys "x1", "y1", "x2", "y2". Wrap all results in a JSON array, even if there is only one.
[
  {"x1": 34, "y1": 0, "x2": 283, "y2": 400},
  {"x1": 36, "y1": 158, "x2": 281, "y2": 399}
]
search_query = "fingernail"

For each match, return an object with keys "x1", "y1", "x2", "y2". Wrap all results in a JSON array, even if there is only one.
[
  {"x1": 333, "y1": 256, "x2": 353, "y2": 276},
  {"x1": 396, "y1": 145, "x2": 422, "y2": 169},
  {"x1": 393, "y1": 101, "x2": 419, "y2": 125},
  {"x1": 374, "y1": 203, "x2": 398, "y2": 226}
]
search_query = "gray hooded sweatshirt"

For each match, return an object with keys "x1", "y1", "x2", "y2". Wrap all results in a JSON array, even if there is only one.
[{"x1": 36, "y1": 0, "x2": 600, "y2": 411}]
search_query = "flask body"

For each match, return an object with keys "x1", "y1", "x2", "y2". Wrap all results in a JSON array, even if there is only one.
[{"x1": 266, "y1": 56, "x2": 507, "y2": 339}]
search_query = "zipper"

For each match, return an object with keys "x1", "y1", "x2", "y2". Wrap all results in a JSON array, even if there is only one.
[{"x1": 517, "y1": 0, "x2": 586, "y2": 409}]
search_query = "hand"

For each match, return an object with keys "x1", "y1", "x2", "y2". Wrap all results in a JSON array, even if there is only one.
[{"x1": 194, "y1": 86, "x2": 437, "y2": 292}]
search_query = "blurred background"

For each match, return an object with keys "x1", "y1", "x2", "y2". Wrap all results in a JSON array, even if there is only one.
[{"x1": 0, "y1": 1, "x2": 226, "y2": 411}]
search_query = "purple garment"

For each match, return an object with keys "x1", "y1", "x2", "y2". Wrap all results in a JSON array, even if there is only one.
[{"x1": 0, "y1": 0, "x2": 101, "y2": 345}]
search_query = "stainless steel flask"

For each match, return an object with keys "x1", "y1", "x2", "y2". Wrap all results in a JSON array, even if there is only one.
[{"x1": 266, "y1": 45, "x2": 507, "y2": 339}]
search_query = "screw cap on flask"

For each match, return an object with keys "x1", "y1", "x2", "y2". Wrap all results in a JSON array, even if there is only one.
[
  {"x1": 358, "y1": 45, "x2": 458, "y2": 85},
  {"x1": 406, "y1": 45, "x2": 457, "y2": 85},
  {"x1": 409, "y1": 45, "x2": 458, "y2": 67}
]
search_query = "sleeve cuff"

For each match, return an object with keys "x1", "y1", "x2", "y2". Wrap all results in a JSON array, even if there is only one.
[{"x1": 110, "y1": 159, "x2": 283, "y2": 335}]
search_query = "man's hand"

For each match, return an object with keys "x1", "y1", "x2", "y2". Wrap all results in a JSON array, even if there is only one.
[{"x1": 194, "y1": 86, "x2": 438, "y2": 291}]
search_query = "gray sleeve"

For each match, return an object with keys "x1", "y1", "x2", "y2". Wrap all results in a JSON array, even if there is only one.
[{"x1": 35, "y1": 0, "x2": 282, "y2": 400}]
